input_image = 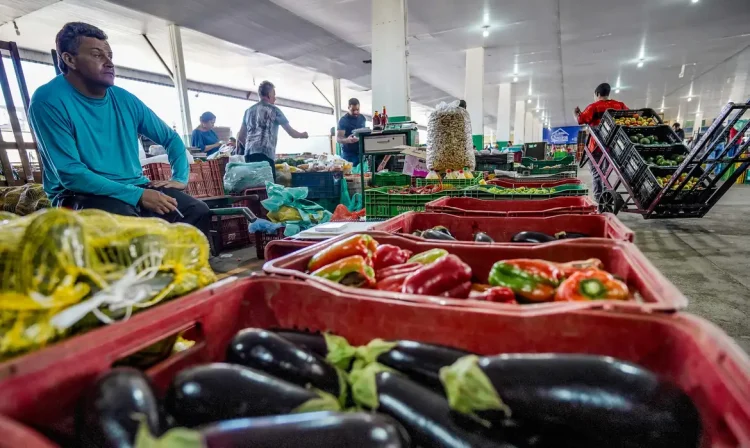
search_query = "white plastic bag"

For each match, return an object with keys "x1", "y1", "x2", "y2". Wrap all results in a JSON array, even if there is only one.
[{"x1": 426, "y1": 101, "x2": 475, "y2": 171}]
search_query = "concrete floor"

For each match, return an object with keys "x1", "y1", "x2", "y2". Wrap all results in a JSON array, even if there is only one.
[{"x1": 211, "y1": 172, "x2": 750, "y2": 354}]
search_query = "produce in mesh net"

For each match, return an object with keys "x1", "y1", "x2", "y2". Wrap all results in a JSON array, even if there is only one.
[
  {"x1": 426, "y1": 101, "x2": 476, "y2": 171},
  {"x1": 0, "y1": 208, "x2": 216, "y2": 360}
]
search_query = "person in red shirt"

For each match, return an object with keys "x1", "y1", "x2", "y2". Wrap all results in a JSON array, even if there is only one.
[{"x1": 574, "y1": 83, "x2": 628, "y2": 200}]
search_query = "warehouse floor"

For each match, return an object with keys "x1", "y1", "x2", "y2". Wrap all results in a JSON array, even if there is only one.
[{"x1": 210, "y1": 171, "x2": 750, "y2": 354}]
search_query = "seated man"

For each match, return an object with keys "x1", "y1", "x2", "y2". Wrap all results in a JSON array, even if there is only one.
[{"x1": 29, "y1": 22, "x2": 210, "y2": 237}]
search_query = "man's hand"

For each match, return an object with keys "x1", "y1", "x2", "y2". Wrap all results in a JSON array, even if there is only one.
[
  {"x1": 574, "y1": 106, "x2": 581, "y2": 116},
  {"x1": 346, "y1": 135, "x2": 359, "y2": 144},
  {"x1": 300, "y1": 132, "x2": 309, "y2": 139},
  {"x1": 149, "y1": 180, "x2": 187, "y2": 190},
  {"x1": 140, "y1": 189, "x2": 178, "y2": 215}
]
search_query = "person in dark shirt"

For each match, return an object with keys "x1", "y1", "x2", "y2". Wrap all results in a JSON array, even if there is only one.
[
  {"x1": 337, "y1": 98, "x2": 366, "y2": 166},
  {"x1": 672, "y1": 122, "x2": 686, "y2": 140},
  {"x1": 191, "y1": 111, "x2": 223, "y2": 156},
  {"x1": 574, "y1": 83, "x2": 628, "y2": 201}
]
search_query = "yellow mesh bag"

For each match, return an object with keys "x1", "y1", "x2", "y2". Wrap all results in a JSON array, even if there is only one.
[{"x1": 0, "y1": 208, "x2": 216, "y2": 360}]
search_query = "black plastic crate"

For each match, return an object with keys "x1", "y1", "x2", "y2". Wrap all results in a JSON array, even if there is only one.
[
  {"x1": 632, "y1": 168, "x2": 662, "y2": 209},
  {"x1": 292, "y1": 172, "x2": 342, "y2": 199},
  {"x1": 599, "y1": 108, "x2": 664, "y2": 146},
  {"x1": 476, "y1": 154, "x2": 514, "y2": 172},
  {"x1": 609, "y1": 130, "x2": 635, "y2": 166},
  {"x1": 621, "y1": 151, "x2": 646, "y2": 184}
]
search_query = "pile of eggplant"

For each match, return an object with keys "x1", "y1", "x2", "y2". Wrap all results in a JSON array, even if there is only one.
[
  {"x1": 77, "y1": 329, "x2": 702, "y2": 448},
  {"x1": 414, "y1": 226, "x2": 590, "y2": 244}
]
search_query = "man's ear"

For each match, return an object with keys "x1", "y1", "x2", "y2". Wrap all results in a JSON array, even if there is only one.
[{"x1": 61, "y1": 52, "x2": 76, "y2": 72}]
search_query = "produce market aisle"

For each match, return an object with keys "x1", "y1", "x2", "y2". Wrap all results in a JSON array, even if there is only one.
[{"x1": 578, "y1": 169, "x2": 750, "y2": 354}]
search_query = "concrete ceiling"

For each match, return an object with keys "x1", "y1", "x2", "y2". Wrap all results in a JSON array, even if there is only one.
[{"x1": 1, "y1": 0, "x2": 749, "y2": 130}]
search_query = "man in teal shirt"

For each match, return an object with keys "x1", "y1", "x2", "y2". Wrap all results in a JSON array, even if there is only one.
[{"x1": 28, "y1": 22, "x2": 210, "y2": 236}]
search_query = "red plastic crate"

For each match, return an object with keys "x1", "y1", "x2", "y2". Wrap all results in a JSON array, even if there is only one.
[
  {"x1": 1, "y1": 277, "x2": 748, "y2": 447},
  {"x1": 486, "y1": 178, "x2": 583, "y2": 188},
  {"x1": 264, "y1": 239, "x2": 314, "y2": 261},
  {"x1": 371, "y1": 212, "x2": 634, "y2": 242},
  {"x1": 211, "y1": 215, "x2": 251, "y2": 249},
  {"x1": 426, "y1": 196, "x2": 598, "y2": 217},
  {"x1": 142, "y1": 161, "x2": 224, "y2": 198},
  {"x1": 0, "y1": 415, "x2": 57, "y2": 448},
  {"x1": 255, "y1": 228, "x2": 285, "y2": 259},
  {"x1": 264, "y1": 232, "x2": 687, "y2": 313},
  {"x1": 234, "y1": 187, "x2": 269, "y2": 219}
]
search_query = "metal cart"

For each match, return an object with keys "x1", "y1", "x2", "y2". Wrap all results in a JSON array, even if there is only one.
[{"x1": 582, "y1": 101, "x2": 750, "y2": 219}]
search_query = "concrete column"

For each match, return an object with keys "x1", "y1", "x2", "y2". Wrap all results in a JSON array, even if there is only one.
[
  {"x1": 372, "y1": 0, "x2": 410, "y2": 121},
  {"x1": 534, "y1": 120, "x2": 543, "y2": 142},
  {"x1": 464, "y1": 47, "x2": 485, "y2": 150},
  {"x1": 496, "y1": 83, "x2": 511, "y2": 148},
  {"x1": 524, "y1": 111, "x2": 534, "y2": 143},
  {"x1": 168, "y1": 24, "x2": 192, "y2": 143},
  {"x1": 514, "y1": 100, "x2": 526, "y2": 145},
  {"x1": 693, "y1": 112, "x2": 704, "y2": 137}
]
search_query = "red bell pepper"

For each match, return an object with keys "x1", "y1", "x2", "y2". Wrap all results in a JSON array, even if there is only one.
[
  {"x1": 375, "y1": 262, "x2": 422, "y2": 281},
  {"x1": 402, "y1": 254, "x2": 472, "y2": 298},
  {"x1": 488, "y1": 259, "x2": 563, "y2": 303},
  {"x1": 440, "y1": 281, "x2": 472, "y2": 299},
  {"x1": 555, "y1": 269, "x2": 629, "y2": 302},
  {"x1": 373, "y1": 244, "x2": 413, "y2": 271},
  {"x1": 308, "y1": 234, "x2": 378, "y2": 272},
  {"x1": 470, "y1": 284, "x2": 517, "y2": 304},
  {"x1": 310, "y1": 255, "x2": 376, "y2": 288},
  {"x1": 375, "y1": 272, "x2": 412, "y2": 292}
]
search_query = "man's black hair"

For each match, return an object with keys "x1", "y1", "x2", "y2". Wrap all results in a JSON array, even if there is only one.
[
  {"x1": 458, "y1": 99, "x2": 467, "y2": 109},
  {"x1": 348, "y1": 98, "x2": 360, "y2": 107},
  {"x1": 200, "y1": 111, "x2": 216, "y2": 122},
  {"x1": 595, "y1": 83, "x2": 611, "y2": 98},
  {"x1": 673, "y1": 122, "x2": 681, "y2": 129},
  {"x1": 259, "y1": 80, "x2": 275, "y2": 99},
  {"x1": 55, "y1": 22, "x2": 108, "y2": 74}
]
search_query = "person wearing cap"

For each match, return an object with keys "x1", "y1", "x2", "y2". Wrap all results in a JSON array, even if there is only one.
[
  {"x1": 191, "y1": 111, "x2": 223, "y2": 156},
  {"x1": 574, "y1": 83, "x2": 628, "y2": 200}
]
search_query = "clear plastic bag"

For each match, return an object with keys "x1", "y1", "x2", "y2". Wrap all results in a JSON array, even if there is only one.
[
  {"x1": 223, "y1": 162, "x2": 274, "y2": 193},
  {"x1": 426, "y1": 101, "x2": 476, "y2": 171}
]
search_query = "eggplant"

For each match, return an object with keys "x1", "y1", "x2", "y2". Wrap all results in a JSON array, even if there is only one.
[
  {"x1": 275, "y1": 332, "x2": 471, "y2": 393},
  {"x1": 412, "y1": 230, "x2": 423, "y2": 238},
  {"x1": 165, "y1": 363, "x2": 339, "y2": 427},
  {"x1": 432, "y1": 225, "x2": 453, "y2": 235},
  {"x1": 554, "y1": 231, "x2": 588, "y2": 239},
  {"x1": 374, "y1": 340, "x2": 472, "y2": 393},
  {"x1": 274, "y1": 330, "x2": 329, "y2": 357},
  {"x1": 200, "y1": 411, "x2": 410, "y2": 448},
  {"x1": 510, "y1": 231, "x2": 555, "y2": 243},
  {"x1": 226, "y1": 328, "x2": 346, "y2": 403},
  {"x1": 422, "y1": 229, "x2": 457, "y2": 241},
  {"x1": 474, "y1": 232, "x2": 495, "y2": 243},
  {"x1": 441, "y1": 354, "x2": 702, "y2": 448},
  {"x1": 77, "y1": 367, "x2": 162, "y2": 448},
  {"x1": 357, "y1": 370, "x2": 516, "y2": 448}
]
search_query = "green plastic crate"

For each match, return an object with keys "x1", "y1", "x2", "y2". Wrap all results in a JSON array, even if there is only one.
[
  {"x1": 365, "y1": 187, "x2": 464, "y2": 220},
  {"x1": 516, "y1": 163, "x2": 578, "y2": 176},
  {"x1": 373, "y1": 172, "x2": 411, "y2": 187},
  {"x1": 520, "y1": 155, "x2": 575, "y2": 167},
  {"x1": 462, "y1": 183, "x2": 589, "y2": 200},
  {"x1": 416, "y1": 174, "x2": 483, "y2": 188}
]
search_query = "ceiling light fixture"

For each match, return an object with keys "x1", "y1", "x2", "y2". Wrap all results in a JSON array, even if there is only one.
[
  {"x1": 615, "y1": 89, "x2": 621, "y2": 94},
  {"x1": 691, "y1": 0, "x2": 699, "y2": 3},
  {"x1": 513, "y1": 76, "x2": 518, "y2": 83},
  {"x1": 637, "y1": 59, "x2": 644, "y2": 68},
  {"x1": 484, "y1": 12, "x2": 490, "y2": 24},
  {"x1": 660, "y1": 108, "x2": 664, "y2": 113},
  {"x1": 528, "y1": 98, "x2": 532, "y2": 103},
  {"x1": 687, "y1": 97, "x2": 692, "y2": 102},
  {"x1": 483, "y1": 28, "x2": 489, "y2": 38}
]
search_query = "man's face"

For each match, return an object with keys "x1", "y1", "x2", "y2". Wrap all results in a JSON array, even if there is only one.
[
  {"x1": 66, "y1": 36, "x2": 115, "y2": 87},
  {"x1": 267, "y1": 88, "x2": 277, "y2": 104},
  {"x1": 349, "y1": 103, "x2": 360, "y2": 117}
]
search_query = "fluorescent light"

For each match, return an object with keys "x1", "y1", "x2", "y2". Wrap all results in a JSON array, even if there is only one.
[
  {"x1": 615, "y1": 89, "x2": 620, "y2": 94},
  {"x1": 660, "y1": 108, "x2": 664, "y2": 113},
  {"x1": 483, "y1": 29, "x2": 489, "y2": 37},
  {"x1": 637, "y1": 60, "x2": 644, "y2": 68},
  {"x1": 691, "y1": 0, "x2": 699, "y2": 3},
  {"x1": 513, "y1": 76, "x2": 518, "y2": 82},
  {"x1": 687, "y1": 97, "x2": 692, "y2": 102},
  {"x1": 527, "y1": 98, "x2": 532, "y2": 103},
  {"x1": 484, "y1": 12, "x2": 490, "y2": 24}
]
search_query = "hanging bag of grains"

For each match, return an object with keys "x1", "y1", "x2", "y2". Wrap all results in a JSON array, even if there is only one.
[{"x1": 426, "y1": 101, "x2": 476, "y2": 172}]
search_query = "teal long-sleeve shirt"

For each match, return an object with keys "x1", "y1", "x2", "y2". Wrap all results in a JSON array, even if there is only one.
[{"x1": 28, "y1": 75, "x2": 188, "y2": 206}]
